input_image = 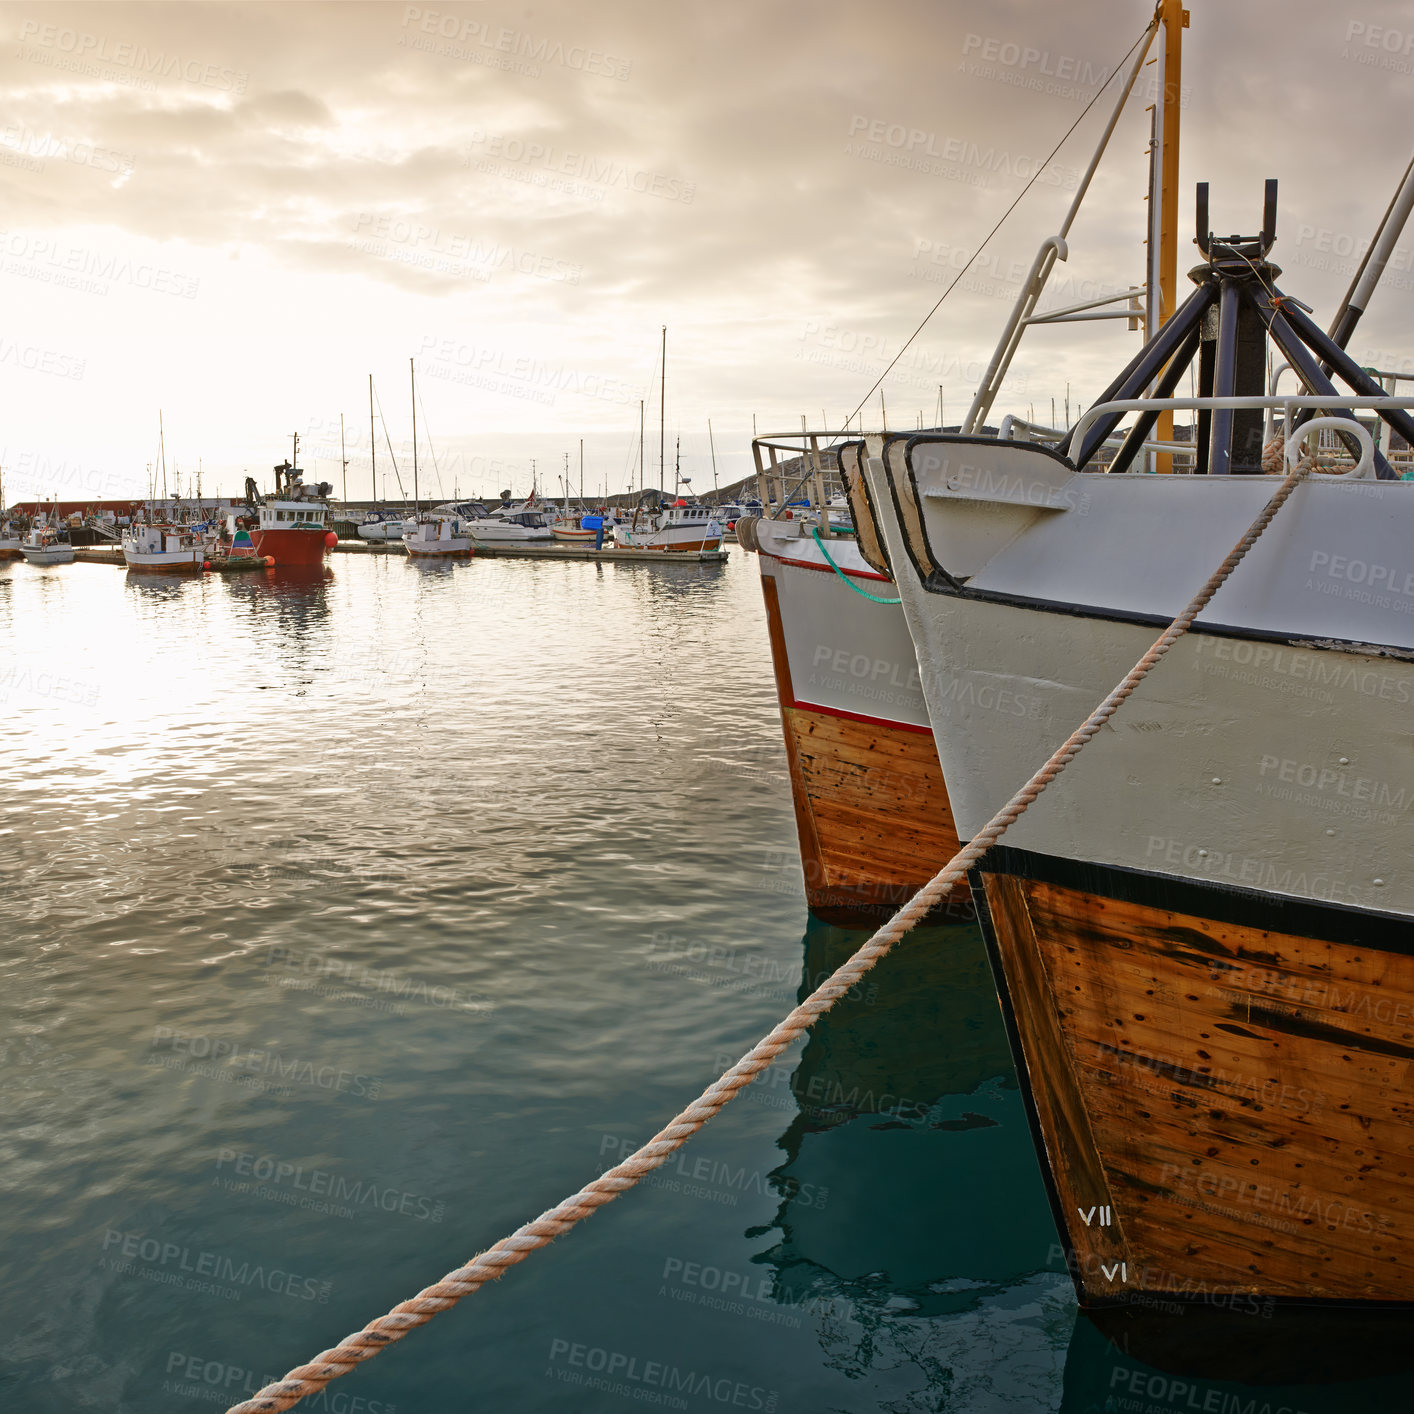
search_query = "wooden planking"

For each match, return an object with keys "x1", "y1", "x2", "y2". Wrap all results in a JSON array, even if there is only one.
[
  {"x1": 988, "y1": 871, "x2": 1414, "y2": 1302},
  {"x1": 981, "y1": 874, "x2": 1129, "y2": 1294},
  {"x1": 758, "y1": 566, "x2": 961, "y2": 925}
]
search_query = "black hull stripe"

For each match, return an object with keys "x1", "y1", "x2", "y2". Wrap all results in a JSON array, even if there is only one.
[{"x1": 979, "y1": 845, "x2": 1414, "y2": 952}]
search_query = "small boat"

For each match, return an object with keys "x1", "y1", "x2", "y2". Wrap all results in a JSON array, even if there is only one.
[
  {"x1": 19, "y1": 524, "x2": 74, "y2": 565},
  {"x1": 550, "y1": 519, "x2": 598, "y2": 543},
  {"x1": 403, "y1": 514, "x2": 474, "y2": 559},
  {"x1": 121, "y1": 523, "x2": 205, "y2": 573},
  {"x1": 612, "y1": 495, "x2": 723, "y2": 552},
  {"x1": 0, "y1": 518, "x2": 24, "y2": 558},
  {"x1": 356, "y1": 511, "x2": 410, "y2": 542},
  {"x1": 467, "y1": 508, "x2": 556, "y2": 542}
]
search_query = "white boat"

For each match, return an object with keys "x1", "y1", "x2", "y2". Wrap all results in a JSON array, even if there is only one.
[
  {"x1": 550, "y1": 519, "x2": 598, "y2": 543},
  {"x1": 357, "y1": 512, "x2": 411, "y2": 542},
  {"x1": 19, "y1": 525, "x2": 74, "y2": 565},
  {"x1": 467, "y1": 509, "x2": 555, "y2": 542},
  {"x1": 0, "y1": 520, "x2": 23, "y2": 555},
  {"x1": 612, "y1": 497, "x2": 723, "y2": 552},
  {"x1": 121, "y1": 524, "x2": 205, "y2": 573},
  {"x1": 403, "y1": 514, "x2": 473, "y2": 559}
]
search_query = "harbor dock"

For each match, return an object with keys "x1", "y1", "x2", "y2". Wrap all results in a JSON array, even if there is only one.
[{"x1": 331, "y1": 540, "x2": 729, "y2": 563}]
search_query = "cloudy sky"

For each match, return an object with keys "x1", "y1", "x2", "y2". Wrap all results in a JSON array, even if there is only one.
[{"x1": 2, "y1": 0, "x2": 1412, "y2": 504}]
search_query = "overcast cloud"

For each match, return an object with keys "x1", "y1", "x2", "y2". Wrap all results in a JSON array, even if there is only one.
[{"x1": 1, "y1": 0, "x2": 1411, "y2": 501}]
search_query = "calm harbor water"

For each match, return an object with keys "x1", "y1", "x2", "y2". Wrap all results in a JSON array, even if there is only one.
[{"x1": 0, "y1": 550, "x2": 1406, "y2": 1412}]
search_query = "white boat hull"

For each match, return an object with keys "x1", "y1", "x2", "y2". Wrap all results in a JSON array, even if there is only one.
[
  {"x1": 20, "y1": 546, "x2": 75, "y2": 565},
  {"x1": 863, "y1": 434, "x2": 1414, "y2": 919}
]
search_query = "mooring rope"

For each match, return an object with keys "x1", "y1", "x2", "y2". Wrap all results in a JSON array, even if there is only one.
[
  {"x1": 225, "y1": 457, "x2": 1312, "y2": 1414},
  {"x1": 809, "y1": 526, "x2": 902, "y2": 604}
]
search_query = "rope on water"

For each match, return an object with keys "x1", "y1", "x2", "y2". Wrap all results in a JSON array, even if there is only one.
[
  {"x1": 224, "y1": 456, "x2": 1313, "y2": 1414},
  {"x1": 810, "y1": 526, "x2": 902, "y2": 604}
]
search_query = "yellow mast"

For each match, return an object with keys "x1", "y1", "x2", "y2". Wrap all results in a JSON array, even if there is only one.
[{"x1": 1154, "y1": 0, "x2": 1188, "y2": 470}]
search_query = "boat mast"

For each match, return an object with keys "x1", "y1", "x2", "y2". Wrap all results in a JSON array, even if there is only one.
[
  {"x1": 340, "y1": 414, "x2": 347, "y2": 503},
  {"x1": 579, "y1": 438, "x2": 584, "y2": 503},
  {"x1": 369, "y1": 374, "x2": 377, "y2": 507},
  {"x1": 638, "y1": 399, "x2": 644, "y2": 496},
  {"x1": 708, "y1": 418, "x2": 718, "y2": 495},
  {"x1": 659, "y1": 325, "x2": 666, "y2": 499},
  {"x1": 410, "y1": 358, "x2": 418, "y2": 514},
  {"x1": 1150, "y1": 0, "x2": 1187, "y2": 471},
  {"x1": 159, "y1": 411, "x2": 167, "y2": 505}
]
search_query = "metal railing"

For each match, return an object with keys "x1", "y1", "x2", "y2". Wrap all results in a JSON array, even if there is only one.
[{"x1": 1070, "y1": 395, "x2": 1414, "y2": 478}]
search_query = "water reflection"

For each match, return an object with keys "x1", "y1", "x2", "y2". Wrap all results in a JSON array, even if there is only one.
[{"x1": 753, "y1": 917, "x2": 1071, "y2": 1408}]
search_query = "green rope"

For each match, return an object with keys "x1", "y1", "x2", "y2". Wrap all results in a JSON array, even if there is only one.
[{"x1": 810, "y1": 527, "x2": 902, "y2": 604}]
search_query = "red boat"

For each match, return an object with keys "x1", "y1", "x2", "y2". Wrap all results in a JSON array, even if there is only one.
[{"x1": 227, "y1": 457, "x2": 337, "y2": 567}]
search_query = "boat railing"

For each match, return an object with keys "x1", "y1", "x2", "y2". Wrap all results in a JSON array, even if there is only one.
[
  {"x1": 1069, "y1": 394, "x2": 1414, "y2": 477},
  {"x1": 750, "y1": 430, "x2": 857, "y2": 531}
]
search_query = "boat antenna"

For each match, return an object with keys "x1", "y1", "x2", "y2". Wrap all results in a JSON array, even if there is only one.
[{"x1": 708, "y1": 418, "x2": 718, "y2": 493}]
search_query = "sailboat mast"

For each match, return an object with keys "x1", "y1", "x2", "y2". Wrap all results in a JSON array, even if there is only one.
[
  {"x1": 340, "y1": 414, "x2": 347, "y2": 503},
  {"x1": 707, "y1": 418, "x2": 718, "y2": 494},
  {"x1": 659, "y1": 325, "x2": 666, "y2": 498},
  {"x1": 410, "y1": 358, "x2": 418, "y2": 514},
  {"x1": 369, "y1": 374, "x2": 377, "y2": 506},
  {"x1": 579, "y1": 438, "x2": 584, "y2": 503},
  {"x1": 638, "y1": 399, "x2": 644, "y2": 496},
  {"x1": 159, "y1": 411, "x2": 167, "y2": 505}
]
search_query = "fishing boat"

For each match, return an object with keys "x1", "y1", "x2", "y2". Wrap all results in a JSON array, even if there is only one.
[
  {"x1": 612, "y1": 495, "x2": 724, "y2": 553},
  {"x1": 737, "y1": 434, "x2": 960, "y2": 925},
  {"x1": 230, "y1": 441, "x2": 336, "y2": 568},
  {"x1": 856, "y1": 0, "x2": 1414, "y2": 1310},
  {"x1": 403, "y1": 513, "x2": 474, "y2": 559},
  {"x1": 19, "y1": 523, "x2": 74, "y2": 565},
  {"x1": 121, "y1": 523, "x2": 205, "y2": 573}
]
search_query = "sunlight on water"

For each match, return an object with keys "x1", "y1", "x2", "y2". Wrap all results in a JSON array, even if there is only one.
[{"x1": 0, "y1": 553, "x2": 1403, "y2": 1412}]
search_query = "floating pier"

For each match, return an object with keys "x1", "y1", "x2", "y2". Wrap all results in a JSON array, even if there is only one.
[{"x1": 331, "y1": 540, "x2": 729, "y2": 564}]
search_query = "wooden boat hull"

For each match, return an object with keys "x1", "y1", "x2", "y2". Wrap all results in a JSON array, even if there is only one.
[
  {"x1": 755, "y1": 524, "x2": 963, "y2": 926},
  {"x1": 974, "y1": 852, "x2": 1414, "y2": 1308},
  {"x1": 852, "y1": 432, "x2": 1414, "y2": 1307}
]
